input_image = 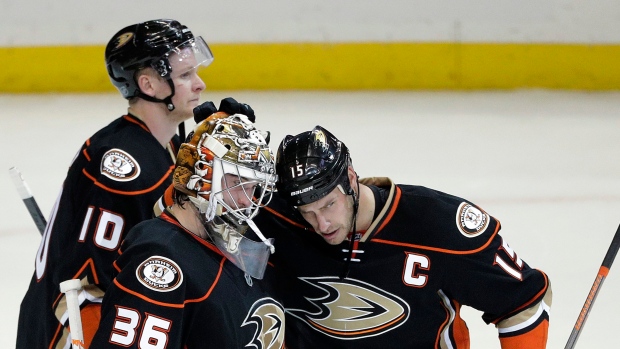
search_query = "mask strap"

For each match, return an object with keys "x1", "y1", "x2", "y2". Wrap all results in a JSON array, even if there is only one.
[{"x1": 245, "y1": 218, "x2": 275, "y2": 254}]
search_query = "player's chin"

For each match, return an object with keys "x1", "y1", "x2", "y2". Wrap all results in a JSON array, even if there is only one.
[
  {"x1": 322, "y1": 230, "x2": 345, "y2": 245},
  {"x1": 177, "y1": 99, "x2": 200, "y2": 118},
  {"x1": 187, "y1": 98, "x2": 201, "y2": 108}
]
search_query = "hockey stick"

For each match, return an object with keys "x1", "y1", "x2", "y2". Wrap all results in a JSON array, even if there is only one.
[
  {"x1": 60, "y1": 279, "x2": 85, "y2": 349},
  {"x1": 564, "y1": 223, "x2": 620, "y2": 349},
  {"x1": 9, "y1": 167, "x2": 47, "y2": 235}
]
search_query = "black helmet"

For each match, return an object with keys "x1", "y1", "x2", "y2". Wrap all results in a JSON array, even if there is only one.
[
  {"x1": 276, "y1": 126, "x2": 352, "y2": 207},
  {"x1": 105, "y1": 19, "x2": 213, "y2": 109}
]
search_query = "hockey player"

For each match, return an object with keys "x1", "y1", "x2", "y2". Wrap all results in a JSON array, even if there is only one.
[
  {"x1": 16, "y1": 19, "x2": 232, "y2": 348},
  {"x1": 90, "y1": 113, "x2": 285, "y2": 348},
  {"x1": 254, "y1": 125, "x2": 552, "y2": 348}
]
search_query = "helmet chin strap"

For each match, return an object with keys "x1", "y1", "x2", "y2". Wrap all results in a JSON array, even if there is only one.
[
  {"x1": 137, "y1": 78, "x2": 176, "y2": 111},
  {"x1": 340, "y1": 174, "x2": 360, "y2": 280}
]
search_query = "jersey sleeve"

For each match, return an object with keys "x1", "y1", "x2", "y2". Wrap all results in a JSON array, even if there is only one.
[
  {"x1": 443, "y1": 224, "x2": 551, "y2": 348},
  {"x1": 402, "y1": 188, "x2": 552, "y2": 346},
  {"x1": 497, "y1": 286, "x2": 552, "y2": 349},
  {"x1": 46, "y1": 139, "x2": 172, "y2": 291},
  {"x1": 76, "y1": 140, "x2": 174, "y2": 255}
]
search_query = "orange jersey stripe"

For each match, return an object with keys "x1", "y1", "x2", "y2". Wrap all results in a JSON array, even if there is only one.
[
  {"x1": 81, "y1": 303, "x2": 101, "y2": 348},
  {"x1": 123, "y1": 115, "x2": 150, "y2": 132},
  {"x1": 372, "y1": 222, "x2": 501, "y2": 255},
  {"x1": 82, "y1": 165, "x2": 174, "y2": 196},
  {"x1": 51, "y1": 258, "x2": 100, "y2": 309},
  {"x1": 263, "y1": 205, "x2": 309, "y2": 230},
  {"x1": 159, "y1": 212, "x2": 224, "y2": 256},
  {"x1": 113, "y1": 256, "x2": 226, "y2": 307}
]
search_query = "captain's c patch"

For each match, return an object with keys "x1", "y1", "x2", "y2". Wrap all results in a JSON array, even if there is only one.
[
  {"x1": 136, "y1": 256, "x2": 183, "y2": 292},
  {"x1": 101, "y1": 148, "x2": 141, "y2": 181},
  {"x1": 456, "y1": 202, "x2": 489, "y2": 238}
]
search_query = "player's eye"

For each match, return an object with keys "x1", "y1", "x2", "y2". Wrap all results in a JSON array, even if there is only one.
[{"x1": 322, "y1": 201, "x2": 335, "y2": 211}]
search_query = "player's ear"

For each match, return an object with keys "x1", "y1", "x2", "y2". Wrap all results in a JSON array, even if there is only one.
[
  {"x1": 347, "y1": 166, "x2": 358, "y2": 188},
  {"x1": 136, "y1": 69, "x2": 158, "y2": 97}
]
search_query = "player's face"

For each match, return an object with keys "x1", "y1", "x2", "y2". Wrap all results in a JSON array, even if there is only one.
[
  {"x1": 220, "y1": 174, "x2": 256, "y2": 211},
  {"x1": 168, "y1": 49, "x2": 206, "y2": 120},
  {"x1": 298, "y1": 186, "x2": 355, "y2": 245}
]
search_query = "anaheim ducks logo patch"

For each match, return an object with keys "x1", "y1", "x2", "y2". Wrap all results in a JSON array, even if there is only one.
[
  {"x1": 101, "y1": 148, "x2": 141, "y2": 181},
  {"x1": 286, "y1": 277, "x2": 409, "y2": 340},
  {"x1": 242, "y1": 298, "x2": 286, "y2": 349},
  {"x1": 456, "y1": 202, "x2": 489, "y2": 238},
  {"x1": 136, "y1": 256, "x2": 183, "y2": 292}
]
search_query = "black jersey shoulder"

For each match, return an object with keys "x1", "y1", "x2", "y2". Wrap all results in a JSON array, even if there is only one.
[
  {"x1": 369, "y1": 184, "x2": 501, "y2": 253},
  {"x1": 116, "y1": 216, "x2": 227, "y2": 302},
  {"x1": 79, "y1": 115, "x2": 175, "y2": 193}
]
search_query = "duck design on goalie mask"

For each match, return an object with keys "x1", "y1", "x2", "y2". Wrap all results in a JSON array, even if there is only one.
[
  {"x1": 172, "y1": 113, "x2": 277, "y2": 280},
  {"x1": 173, "y1": 112, "x2": 275, "y2": 221}
]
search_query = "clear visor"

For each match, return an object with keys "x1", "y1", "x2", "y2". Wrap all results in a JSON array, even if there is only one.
[
  {"x1": 164, "y1": 36, "x2": 214, "y2": 80},
  {"x1": 203, "y1": 215, "x2": 273, "y2": 279}
]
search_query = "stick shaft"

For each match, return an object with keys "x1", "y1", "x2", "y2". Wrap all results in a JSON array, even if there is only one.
[
  {"x1": 60, "y1": 280, "x2": 85, "y2": 349},
  {"x1": 564, "y1": 224, "x2": 620, "y2": 349},
  {"x1": 22, "y1": 197, "x2": 47, "y2": 235},
  {"x1": 9, "y1": 167, "x2": 47, "y2": 235},
  {"x1": 564, "y1": 272, "x2": 607, "y2": 348}
]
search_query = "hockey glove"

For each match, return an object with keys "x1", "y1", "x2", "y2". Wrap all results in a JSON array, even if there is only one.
[
  {"x1": 194, "y1": 98, "x2": 256, "y2": 124},
  {"x1": 218, "y1": 97, "x2": 256, "y2": 123},
  {"x1": 193, "y1": 101, "x2": 217, "y2": 124}
]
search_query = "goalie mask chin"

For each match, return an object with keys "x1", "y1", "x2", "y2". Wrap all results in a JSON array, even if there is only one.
[
  {"x1": 198, "y1": 212, "x2": 274, "y2": 279},
  {"x1": 174, "y1": 112, "x2": 277, "y2": 278}
]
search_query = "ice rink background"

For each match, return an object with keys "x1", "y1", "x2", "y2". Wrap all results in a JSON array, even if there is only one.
[{"x1": 1, "y1": 90, "x2": 619, "y2": 348}]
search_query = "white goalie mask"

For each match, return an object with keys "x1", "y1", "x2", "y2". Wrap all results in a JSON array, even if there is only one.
[{"x1": 173, "y1": 113, "x2": 277, "y2": 278}]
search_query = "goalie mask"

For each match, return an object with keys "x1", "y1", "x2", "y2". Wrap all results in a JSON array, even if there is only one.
[{"x1": 173, "y1": 113, "x2": 277, "y2": 278}]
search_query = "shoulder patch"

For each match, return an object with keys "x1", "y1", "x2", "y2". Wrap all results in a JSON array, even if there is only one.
[
  {"x1": 456, "y1": 202, "x2": 489, "y2": 238},
  {"x1": 136, "y1": 256, "x2": 183, "y2": 292},
  {"x1": 101, "y1": 148, "x2": 141, "y2": 181}
]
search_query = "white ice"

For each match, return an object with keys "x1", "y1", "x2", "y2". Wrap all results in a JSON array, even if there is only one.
[{"x1": 1, "y1": 90, "x2": 619, "y2": 348}]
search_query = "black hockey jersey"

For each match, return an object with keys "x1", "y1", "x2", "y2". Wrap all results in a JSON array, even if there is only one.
[
  {"x1": 254, "y1": 179, "x2": 551, "y2": 349},
  {"x1": 17, "y1": 114, "x2": 180, "y2": 349},
  {"x1": 90, "y1": 211, "x2": 286, "y2": 348}
]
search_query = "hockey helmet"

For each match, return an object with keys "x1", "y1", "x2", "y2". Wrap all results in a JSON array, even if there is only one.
[
  {"x1": 276, "y1": 125, "x2": 352, "y2": 207},
  {"x1": 105, "y1": 19, "x2": 213, "y2": 107}
]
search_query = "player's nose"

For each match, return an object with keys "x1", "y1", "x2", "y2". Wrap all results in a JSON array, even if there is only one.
[{"x1": 315, "y1": 213, "x2": 330, "y2": 233}]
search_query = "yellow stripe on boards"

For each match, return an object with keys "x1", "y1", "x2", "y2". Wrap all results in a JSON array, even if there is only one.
[
  {"x1": 1, "y1": 42, "x2": 619, "y2": 93},
  {"x1": 1, "y1": 45, "x2": 109, "y2": 93}
]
